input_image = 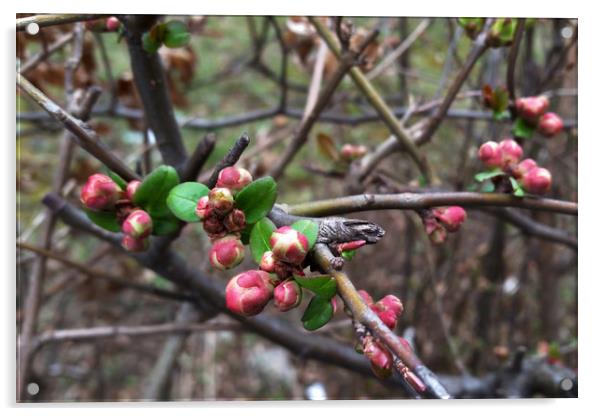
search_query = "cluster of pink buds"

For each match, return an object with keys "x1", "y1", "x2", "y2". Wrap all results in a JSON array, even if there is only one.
[
  {"x1": 420, "y1": 206, "x2": 467, "y2": 245},
  {"x1": 225, "y1": 225, "x2": 311, "y2": 317},
  {"x1": 515, "y1": 95, "x2": 564, "y2": 137},
  {"x1": 196, "y1": 167, "x2": 253, "y2": 270},
  {"x1": 80, "y1": 174, "x2": 152, "y2": 252},
  {"x1": 340, "y1": 144, "x2": 368, "y2": 162},
  {"x1": 478, "y1": 139, "x2": 553, "y2": 195},
  {"x1": 358, "y1": 290, "x2": 404, "y2": 330}
]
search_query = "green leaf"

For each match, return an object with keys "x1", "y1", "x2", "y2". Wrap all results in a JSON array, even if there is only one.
[
  {"x1": 166, "y1": 182, "x2": 210, "y2": 222},
  {"x1": 142, "y1": 32, "x2": 162, "y2": 53},
  {"x1": 85, "y1": 209, "x2": 120, "y2": 233},
  {"x1": 493, "y1": 109, "x2": 510, "y2": 121},
  {"x1": 108, "y1": 171, "x2": 127, "y2": 190},
  {"x1": 163, "y1": 20, "x2": 191, "y2": 48},
  {"x1": 302, "y1": 295, "x2": 334, "y2": 331},
  {"x1": 512, "y1": 118, "x2": 536, "y2": 139},
  {"x1": 474, "y1": 168, "x2": 504, "y2": 182},
  {"x1": 234, "y1": 177, "x2": 277, "y2": 224},
  {"x1": 290, "y1": 220, "x2": 319, "y2": 250},
  {"x1": 152, "y1": 214, "x2": 181, "y2": 235},
  {"x1": 294, "y1": 275, "x2": 336, "y2": 299},
  {"x1": 240, "y1": 224, "x2": 252, "y2": 245},
  {"x1": 509, "y1": 176, "x2": 525, "y2": 198},
  {"x1": 249, "y1": 217, "x2": 276, "y2": 264},
  {"x1": 481, "y1": 181, "x2": 496, "y2": 193},
  {"x1": 134, "y1": 165, "x2": 180, "y2": 218},
  {"x1": 341, "y1": 250, "x2": 356, "y2": 261}
]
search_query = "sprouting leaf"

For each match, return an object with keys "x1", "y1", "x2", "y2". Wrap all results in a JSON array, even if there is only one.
[
  {"x1": 163, "y1": 20, "x2": 191, "y2": 48},
  {"x1": 234, "y1": 177, "x2": 277, "y2": 224},
  {"x1": 249, "y1": 217, "x2": 276, "y2": 264},
  {"x1": 474, "y1": 168, "x2": 504, "y2": 182},
  {"x1": 166, "y1": 182, "x2": 210, "y2": 222},
  {"x1": 509, "y1": 176, "x2": 525, "y2": 197},
  {"x1": 290, "y1": 219, "x2": 319, "y2": 250},
  {"x1": 512, "y1": 117, "x2": 536, "y2": 140}
]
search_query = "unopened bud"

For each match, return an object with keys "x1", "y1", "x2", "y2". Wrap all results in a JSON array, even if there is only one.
[
  {"x1": 520, "y1": 167, "x2": 552, "y2": 195},
  {"x1": 121, "y1": 235, "x2": 149, "y2": 252},
  {"x1": 499, "y1": 138, "x2": 523, "y2": 167},
  {"x1": 340, "y1": 144, "x2": 368, "y2": 161},
  {"x1": 269, "y1": 226, "x2": 309, "y2": 265},
  {"x1": 515, "y1": 96, "x2": 549, "y2": 121},
  {"x1": 513, "y1": 158, "x2": 538, "y2": 180},
  {"x1": 538, "y1": 112, "x2": 563, "y2": 137},
  {"x1": 363, "y1": 338, "x2": 393, "y2": 379},
  {"x1": 209, "y1": 235, "x2": 245, "y2": 270},
  {"x1": 122, "y1": 209, "x2": 153, "y2": 239},
  {"x1": 224, "y1": 209, "x2": 246, "y2": 233},
  {"x1": 372, "y1": 295, "x2": 403, "y2": 330},
  {"x1": 259, "y1": 251, "x2": 277, "y2": 273},
  {"x1": 478, "y1": 141, "x2": 503, "y2": 168},
  {"x1": 195, "y1": 196, "x2": 211, "y2": 221},
  {"x1": 358, "y1": 289, "x2": 374, "y2": 305},
  {"x1": 225, "y1": 270, "x2": 274, "y2": 316},
  {"x1": 273, "y1": 280, "x2": 302, "y2": 312},
  {"x1": 216, "y1": 166, "x2": 253, "y2": 194},
  {"x1": 337, "y1": 240, "x2": 366, "y2": 254},
  {"x1": 106, "y1": 16, "x2": 121, "y2": 31},
  {"x1": 80, "y1": 174, "x2": 122, "y2": 211},
  {"x1": 208, "y1": 187, "x2": 234, "y2": 215},
  {"x1": 125, "y1": 180, "x2": 141, "y2": 201},
  {"x1": 203, "y1": 215, "x2": 227, "y2": 240},
  {"x1": 434, "y1": 206, "x2": 467, "y2": 233}
]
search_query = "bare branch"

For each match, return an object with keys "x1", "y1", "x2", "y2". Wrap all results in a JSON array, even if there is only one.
[{"x1": 16, "y1": 14, "x2": 104, "y2": 31}]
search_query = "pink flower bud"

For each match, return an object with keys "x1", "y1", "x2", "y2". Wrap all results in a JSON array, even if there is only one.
[
  {"x1": 538, "y1": 112, "x2": 563, "y2": 137},
  {"x1": 106, "y1": 16, "x2": 121, "y2": 31},
  {"x1": 340, "y1": 144, "x2": 368, "y2": 161},
  {"x1": 434, "y1": 206, "x2": 467, "y2": 233},
  {"x1": 273, "y1": 280, "x2": 302, "y2": 312},
  {"x1": 121, "y1": 235, "x2": 149, "y2": 252},
  {"x1": 122, "y1": 209, "x2": 153, "y2": 239},
  {"x1": 513, "y1": 158, "x2": 538, "y2": 180},
  {"x1": 208, "y1": 187, "x2": 234, "y2": 215},
  {"x1": 203, "y1": 215, "x2": 227, "y2": 239},
  {"x1": 259, "y1": 251, "x2": 277, "y2": 273},
  {"x1": 224, "y1": 209, "x2": 246, "y2": 233},
  {"x1": 499, "y1": 138, "x2": 523, "y2": 167},
  {"x1": 520, "y1": 167, "x2": 552, "y2": 195},
  {"x1": 80, "y1": 174, "x2": 122, "y2": 211},
  {"x1": 269, "y1": 226, "x2": 310, "y2": 265},
  {"x1": 209, "y1": 235, "x2": 245, "y2": 270},
  {"x1": 216, "y1": 167, "x2": 253, "y2": 194},
  {"x1": 195, "y1": 196, "x2": 211, "y2": 221},
  {"x1": 125, "y1": 180, "x2": 141, "y2": 201},
  {"x1": 478, "y1": 141, "x2": 503, "y2": 168},
  {"x1": 515, "y1": 96, "x2": 549, "y2": 121},
  {"x1": 358, "y1": 289, "x2": 374, "y2": 305},
  {"x1": 363, "y1": 338, "x2": 393, "y2": 379},
  {"x1": 225, "y1": 270, "x2": 274, "y2": 316},
  {"x1": 372, "y1": 295, "x2": 404, "y2": 330}
]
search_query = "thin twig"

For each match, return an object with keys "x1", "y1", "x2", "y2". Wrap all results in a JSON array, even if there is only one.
[
  {"x1": 19, "y1": 32, "x2": 75, "y2": 74},
  {"x1": 181, "y1": 133, "x2": 216, "y2": 182},
  {"x1": 16, "y1": 14, "x2": 104, "y2": 31},
  {"x1": 204, "y1": 133, "x2": 251, "y2": 188},
  {"x1": 507, "y1": 19, "x2": 526, "y2": 104}
]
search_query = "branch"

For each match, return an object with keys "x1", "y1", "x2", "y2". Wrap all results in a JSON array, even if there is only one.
[
  {"x1": 16, "y1": 14, "x2": 104, "y2": 31},
  {"x1": 181, "y1": 133, "x2": 216, "y2": 182},
  {"x1": 506, "y1": 19, "x2": 526, "y2": 103},
  {"x1": 20, "y1": 31, "x2": 74, "y2": 74},
  {"x1": 122, "y1": 15, "x2": 188, "y2": 171},
  {"x1": 204, "y1": 133, "x2": 251, "y2": 188},
  {"x1": 16, "y1": 73, "x2": 139, "y2": 182},
  {"x1": 286, "y1": 192, "x2": 578, "y2": 217}
]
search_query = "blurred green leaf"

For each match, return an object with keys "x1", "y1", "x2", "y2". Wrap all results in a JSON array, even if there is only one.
[
  {"x1": 301, "y1": 295, "x2": 334, "y2": 331},
  {"x1": 163, "y1": 20, "x2": 191, "y2": 48}
]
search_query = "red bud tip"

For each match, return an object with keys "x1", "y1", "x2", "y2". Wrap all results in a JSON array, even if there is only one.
[
  {"x1": 208, "y1": 187, "x2": 234, "y2": 215},
  {"x1": 363, "y1": 338, "x2": 393, "y2": 379},
  {"x1": 358, "y1": 289, "x2": 374, "y2": 305},
  {"x1": 538, "y1": 112, "x2": 563, "y2": 137},
  {"x1": 195, "y1": 196, "x2": 211, "y2": 221},
  {"x1": 273, "y1": 279, "x2": 302, "y2": 312},
  {"x1": 259, "y1": 251, "x2": 277, "y2": 273},
  {"x1": 106, "y1": 16, "x2": 121, "y2": 31},
  {"x1": 269, "y1": 226, "x2": 310, "y2": 265},
  {"x1": 434, "y1": 206, "x2": 467, "y2": 233},
  {"x1": 337, "y1": 239, "x2": 366, "y2": 253},
  {"x1": 372, "y1": 295, "x2": 404, "y2": 329},
  {"x1": 403, "y1": 370, "x2": 427, "y2": 393},
  {"x1": 121, "y1": 235, "x2": 149, "y2": 252},
  {"x1": 520, "y1": 167, "x2": 552, "y2": 195},
  {"x1": 513, "y1": 158, "x2": 538, "y2": 180},
  {"x1": 125, "y1": 180, "x2": 141, "y2": 201},
  {"x1": 80, "y1": 174, "x2": 122, "y2": 211},
  {"x1": 478, "y1": 141, "x2": 503, "y2": 168},
  {"x1": 340, "y1": 144, "x2": 368, "y2": 161},
  {"x1": 209, "y1": 235, "x2": 245, "y2": 270},
  {"x1": 515, "y1": 96, "x2": 549, "y2": 121},
  {"x1": 122, "y1": 209, "x2": 153, "y2": 239},
  {"x1": 331, "y1": 297, "x2": 338, "y2": 314},
  {"x1": 499, "y1": 138, "x2": 524, "y2": 167},
  {"x1": 216, "y1": 166, "x2": 253, "y2": 194},
  {"x1": 225, "y1": 270, "x2": 274, "y2": 316}
]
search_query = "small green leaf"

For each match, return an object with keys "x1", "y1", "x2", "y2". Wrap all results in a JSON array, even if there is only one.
[
  {"x1": 249, "y1": 217, "x2": 276, "y2": 264},
  {"x1": 234, "y1": 177, "x2": 278, "y2": 224},
  {"x1": 108, "y1": 171, "x2": 127, "y2": 190},
  {"x1": 152, "y1": 214, "x2": 181, "y2": 235},
  {"x1": 302, "y1": 295, "x2": 334, "y2": 331},
  {"x1": 474, "y1": 168, "x2": 504, "y2": 182},
  {"x1": 166, "y1": 182, "x2": 210, "y2": 222},
  {"x1": 163, "y1": 20, "x2": 191, "y2": 48},
  {"x1": 240, "y1": 224, "x2": 252, "y2": 245},
  {"x1": 142, "y1": 32, "x2": 162, "y2": 53},
  {"x1": 481, "y1": 181, "x2": 496, "y2": 193},
  {"x1": 493, "y1": 110, "x2": 510, "y2": 121},
  {"x1": 341, "y1": 250, "x2": 356, "y2": 261},
  {"x1": 509, "y1": 176, "x2": 525, "y2": 197},
  {"x1": 512, "y1": 118, "x2": 536, "y2": 139},
  {"x1": 134, "y1": 165, "x2": 180, "y2": 217},
  {"x1": 290, "y1": 219, "x2": 319, "y2": 250},
  {"x1": 294, "y1": 275, "x2": 336, "y2": 299},
  {"x1": 85, "y1": 209, "x2": 121, "y2": 233}
]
